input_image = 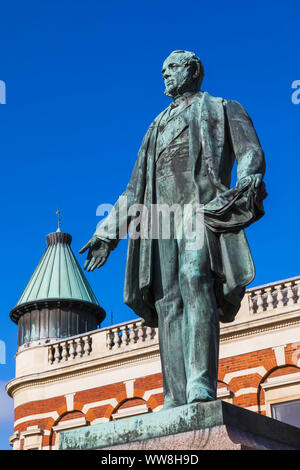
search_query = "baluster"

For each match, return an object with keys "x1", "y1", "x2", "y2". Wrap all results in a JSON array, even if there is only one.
[
  {"x1": 61, "y1": 341, "x2": 68, "y2": 361},
  {"x1": 276, "y1": 285, "x2": 284, "y2": 308},
  {"x1": 111, "y1": 327, "x2": 120, "y2": 350},
  {"x1": 75, "y1": 337, "x2": 83, "y2": 357},
  {"x1": 116, "y1": 327, "x2": 122, "y2": 348},
  {"x1": 144, "y1": 326, "x2": 150, "y2": 342},
  {"x1": 295, "y1": 280, "x2": 300, "y2": 304},
  {"x1": 137, "y1": 323, "x2": 145, "y2": 342},
  {"x1": 128, "y1": 322, "x2": 136, "y2": 345},
  {"x1": 285, "y1": 282, "x2": 295, "y2": 306},
  {"x1": 69, "y1": 339, "x2": 75, "y2": 359},
  {"x1": 120, "y1": 326, "x2": 128, "y2": 348},
  {"x1": 106, "y1": 330, "x2": 110, "y2": 349},
  {"x1": 81, "y1": 337, "x2": 86, "y2": 356},
  {"x1": 106, "y1": 330, "x2": 113, "y2": 349},
  {"x1": 264, "y1": 287, "x2": 274, "y2": 311},
  {"x1": 48, "y1": 346, "x2": 54, "y2": 364},
  {"x1": 81, "y1": 336, "x2": 86, "y2": 356},
  {"x1": 254, "y1": 290, "x2": 264, "y2": 313},
  {"x1": 248, "y1": 292, "x2": 255, "y2": 314},
  {"x1": 53, "y1": 343, "x2": 61, "y2": 363},
  {"x1": 82, "y1": 336, "x2": 91, "y2": 356},
  {"x1": 144, "y1": 326, "x2": 152, "y2": 342},
  {"x1": 151, "y1": 328, "x2": 157, "y2": 341},
  {"x1": 118, "y1": 326, "x2": 124, "y2": 348},
  {"x1": 110, "y1": 328, "x2": 116, "y2": 350}
]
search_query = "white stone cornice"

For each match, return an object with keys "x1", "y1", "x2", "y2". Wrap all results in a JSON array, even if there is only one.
[
  {"x1": 91, "y1": 417, "x2": 110, "y2": 424},
  {"x1": 220, "y1": 310, "x2": 300, "y2": 342},
  {"x1": 112, "y1": 404, "x2": 150, "y2": 420},
  {"x1": 223, "y1": 366, "x2": 267, "y2": 384},
  {"x1": 81, "y1": 398, "x2": 118, "y2": 415},
  {"x1": 261, "y1": 372, "x2": 300, "y2": 390},
  {"x1": 52, "y1": 417, "x2": 88, "y2": 432},
  {"x1": 220, "y1": 323, "x2": 300, "y2": 359},
  {"x1": 142, "y1": 388, "x2": 164, "y2": 402},
  {"x1": 6, "y1": 347, "x2": 161, "y2": 399},
  {"x1": 235, "y1": 387, "x2": 258, "y2": 397},
  {"x1": 217, "y1": 387, "x2": 232, "y2": 398},
  {"x1": 21, "y1": 425, "x2": 44, "y2": 437},
  {"x1": 9, "y1": 431, "x2": 20, "y2": 445},
  {"x1": 14, "y1": 411, "x2": 59, "y2": 428}
]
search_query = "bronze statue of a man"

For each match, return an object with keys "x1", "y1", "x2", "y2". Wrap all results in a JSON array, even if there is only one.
[{"x1": 80, "y1": 50, "x2": 266, "y2": 409}]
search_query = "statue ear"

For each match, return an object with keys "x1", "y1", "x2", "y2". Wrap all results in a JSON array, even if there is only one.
[{"x1": 192, "y1": 61, "x2": 201, "y2": 80}]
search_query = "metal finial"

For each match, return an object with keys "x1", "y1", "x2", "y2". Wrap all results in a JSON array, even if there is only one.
[{"x1": 56, "y1": 209, "x2": 61, "y2": 232}]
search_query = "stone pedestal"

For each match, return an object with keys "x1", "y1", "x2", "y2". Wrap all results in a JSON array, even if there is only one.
[{"x1": 59, "y1": 401, "x2": 300, "y2": 450}]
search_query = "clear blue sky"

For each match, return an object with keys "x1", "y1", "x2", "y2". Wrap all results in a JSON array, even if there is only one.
[{"x1": 0, "y1": 0, "x2": 299, "y2": 450}]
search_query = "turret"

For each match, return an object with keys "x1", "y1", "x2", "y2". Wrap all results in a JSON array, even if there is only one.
[{"x1": 9, "y1": 227, "x2": 105, "y2": 348}]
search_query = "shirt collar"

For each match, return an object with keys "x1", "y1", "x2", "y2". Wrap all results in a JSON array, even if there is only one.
[{"x1": 169, "y1": 92, "x2": 197, "y2": 109}]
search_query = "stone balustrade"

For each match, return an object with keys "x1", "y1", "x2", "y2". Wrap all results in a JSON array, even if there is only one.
[
  {"x1": 48, "y1": 334, "x2": 92, "y2": 364},
  {"x1": 247, "y1": 278, "x2": 300, "y2": 315},
  {"x1": 106, "y1": 321, "x2": 157, "y2": 351},
  {"x1": 47, "y1": 320, "x2": 158, "y2": 366},
  {"x1": 43, "y1": 276, "x2": 300, "y2": 367}
]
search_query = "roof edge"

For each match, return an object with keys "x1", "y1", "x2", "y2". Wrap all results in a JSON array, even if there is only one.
[{"x1": 10, "y1": 298, "x2": 106, "y2": 325}]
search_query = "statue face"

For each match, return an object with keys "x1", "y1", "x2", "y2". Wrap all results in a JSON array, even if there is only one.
[{"x1": 162, "y1": 53, "x2": 196, "y2": 98}]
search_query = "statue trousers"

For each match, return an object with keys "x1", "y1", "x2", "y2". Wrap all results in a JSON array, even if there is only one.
[{"x1": 152, "y1": 169, "x2": 220, "y2": 408}]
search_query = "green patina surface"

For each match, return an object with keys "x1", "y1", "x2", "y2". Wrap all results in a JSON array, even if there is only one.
[
  {"x1": 80, "y1": 50, "x2": 267, "y2": 409},
  {"x1": 59, "y1": 401, "x2": 224, "y2": 450},
  {"x1": 59, "y1": 401, "x2": 300, "y2": 450},
  {"x1": 17, "y1": 228, "x2": 100, "y2": 307}
]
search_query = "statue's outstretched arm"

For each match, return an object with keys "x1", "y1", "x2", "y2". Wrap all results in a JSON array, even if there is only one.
[
  {"x1": 79, "y1": 120, "x2": 154, "y2": 271},
  {"x1": 79, "y1": 133, "x2": 148, "y2": 271}
]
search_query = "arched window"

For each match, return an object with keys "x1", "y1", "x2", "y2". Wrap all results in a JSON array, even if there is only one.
[
  {"x1": 217, "y1": 380, "x2": 234, "y2": 403},
  {"x1": 260, "y1": 365, "x2": 300, "y2": 427},
  {"x1": 50, "y1": 411, "x2": 89, "y2": 449},
  {"x1": 110, "y1": 398, "x2": 152, "y2": 421}
]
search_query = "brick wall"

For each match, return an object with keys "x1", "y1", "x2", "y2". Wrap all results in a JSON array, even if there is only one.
[{"x1": 13, "y1": 341, "x2": 300, "y2": 449}]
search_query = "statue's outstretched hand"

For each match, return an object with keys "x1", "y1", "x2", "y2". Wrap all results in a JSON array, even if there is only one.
[{"x1": 79, "y1": 235, "x2": 111, "y2": 272}]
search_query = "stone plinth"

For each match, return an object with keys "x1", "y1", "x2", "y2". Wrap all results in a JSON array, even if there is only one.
[{"x1": 59, "y1": 401, "x2": 300, "y2": 450}]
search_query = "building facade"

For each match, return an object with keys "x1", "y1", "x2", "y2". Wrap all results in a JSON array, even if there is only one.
[{"x1": 6, "y1": 229, "x2": 300, "y2": 450}]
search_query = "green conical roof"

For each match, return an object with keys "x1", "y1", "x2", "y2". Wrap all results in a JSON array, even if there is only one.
[{"x1": 16, "y1": 228, "x2": 100, "y2": 307}]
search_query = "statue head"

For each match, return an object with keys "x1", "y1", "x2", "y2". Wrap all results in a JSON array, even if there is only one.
[{"x1": 162, "y1": 50, "x2": 204, "y2": 99}]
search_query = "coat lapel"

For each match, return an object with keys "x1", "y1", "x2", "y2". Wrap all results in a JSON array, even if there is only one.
[
  {"x1": 156, "y1": 105, "x2": 191, "y2": 159},
  {"x1": 199, "y1": 92, "x2": 227, "y2": 193},
  {"x1": 189, "y1": 92, "x2": 204, "y2": 189}
]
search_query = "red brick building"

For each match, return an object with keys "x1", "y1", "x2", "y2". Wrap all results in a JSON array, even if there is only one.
[{"x1": 6, "y1": 229, "x2": 300, "y2": 449}]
